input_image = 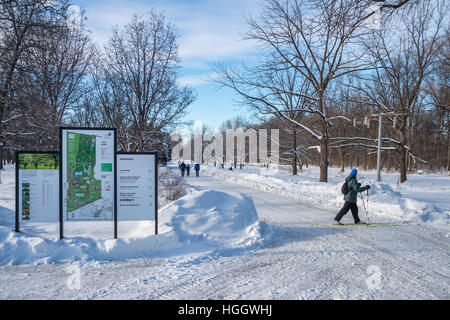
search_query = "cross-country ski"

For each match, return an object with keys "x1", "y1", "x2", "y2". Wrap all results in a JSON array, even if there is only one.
[{"x1": 313, "y1": 223, "x2": 400, "y2": 227}]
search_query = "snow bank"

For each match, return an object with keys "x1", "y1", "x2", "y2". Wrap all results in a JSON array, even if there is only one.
[
  {"x1": 361, "y1": 183, "x2": 448, "y2": 223},
  {"x1": 0, "y1": 189, "x2": 263, "y2": 266},
  {"x1": 164, "y1": 190, "x2": 261, "y2": 248},
  {"x1": 201, "y1": 165, "x2": 449, "y2": 225},
  {"x1": 0, "y1": 228, "x2": 183, "y2": 266}
]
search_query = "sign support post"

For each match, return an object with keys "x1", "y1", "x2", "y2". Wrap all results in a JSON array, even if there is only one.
[
  {"x1": 114, "y1": 130, "x2": 118, "y2": 239},
  {"x1": 155, "y1": 160, "x2": 158, "y2": 235},
  {"x1": 15, "y1": 152, "x2": 19, "y2": 233},
  {"x1": 59, "y1": 133, "x2": 64, "y2": 240}
]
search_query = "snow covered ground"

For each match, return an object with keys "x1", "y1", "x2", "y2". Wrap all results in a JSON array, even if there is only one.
[{"x1": 0, "y1": 164, "x2": 449, "y2": 299}]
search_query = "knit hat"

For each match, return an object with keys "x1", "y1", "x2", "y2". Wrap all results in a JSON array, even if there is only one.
[{"x1": 350, "y1": 168, "x2": 358, "y2": 176}]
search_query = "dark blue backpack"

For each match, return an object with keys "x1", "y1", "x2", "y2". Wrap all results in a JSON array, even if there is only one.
[{"x1": 341, "y1": 181, "x2": 350, "y2": 195}]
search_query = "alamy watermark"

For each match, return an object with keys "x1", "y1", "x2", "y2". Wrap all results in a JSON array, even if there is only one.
[
  {"x1": 171, "y1": 121, "x2": 280, "y2": 167},
  {"x1": 66, "y1": 5, "x2": 82, "y2": 30},
  {"x1": 366, "y1": 265, "x2": 382, "y2": 290},
  {"x1": 366, "y1": 5, "x2": 381, "y2": 30},
  {"x1": 66, "y1": 264, "x2": 81, "y2": 290}
]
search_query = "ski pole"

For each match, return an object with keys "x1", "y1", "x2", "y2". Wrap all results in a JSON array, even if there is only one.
[
  {"x1": 359, "y1": 192, "x2": 369, "y2": 226},
  {"x1": 366, "y1": 188, "x2": 370, "y2": 225}
]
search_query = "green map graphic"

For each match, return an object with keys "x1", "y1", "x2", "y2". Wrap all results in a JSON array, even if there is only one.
[{"x1": 67, "y1": 132, "x2": 102, "y2": 213}]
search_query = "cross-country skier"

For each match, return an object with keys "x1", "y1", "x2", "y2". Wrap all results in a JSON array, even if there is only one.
[{"x1": 334, "y1": 168, "x2": 370, "y2": 225}]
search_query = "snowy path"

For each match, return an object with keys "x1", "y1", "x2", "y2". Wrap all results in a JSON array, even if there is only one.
[{"x1": 1, "y1": 175, "x2": 449, "y2": 299}]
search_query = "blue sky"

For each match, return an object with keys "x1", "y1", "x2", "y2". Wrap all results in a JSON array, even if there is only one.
[{"x1": 73, "y1": 0, "x2": 262, "y2": 129}]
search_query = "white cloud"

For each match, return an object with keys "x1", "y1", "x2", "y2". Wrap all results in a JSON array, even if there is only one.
[
  {"x1": 78, "y1": 0, "x2": 260, "y2": 63},
  {"x1": 177, "y1": 72, "x2": 217, "y2": 87},
  {"x1": 179, "y1": 29, "x2": 257, "y2": 62}
]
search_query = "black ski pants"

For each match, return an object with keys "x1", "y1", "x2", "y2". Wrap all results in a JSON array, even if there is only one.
[{"x1": 335, "y1": 201, "x2": 360, "y2": 223}]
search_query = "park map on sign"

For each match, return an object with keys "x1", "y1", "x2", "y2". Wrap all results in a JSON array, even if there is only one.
[{"x1": 67, "y1": 132, "x2": 102, "y2": 213}]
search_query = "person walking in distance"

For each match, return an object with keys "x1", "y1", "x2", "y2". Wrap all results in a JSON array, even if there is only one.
[
  {"x1": 180, "y1": 161, "x2": 186, "y2": 177},
  {"x1": 186, "y1": 163, "x2": 191, "y2": 177},
  {"x1": 334, "y1": 168, "x2": 370, "y2": 225},
  {"x1": 194, "y1": 163, "x2": 200, "y2": 177}
]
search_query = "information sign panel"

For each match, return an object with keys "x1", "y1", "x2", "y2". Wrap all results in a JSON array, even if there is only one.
[
  {"x1": 117, "y1": 153, "x2": 157, "y2": 221},
  {"x1": 15, "y1": 152, "x2": 60, "y2": 231},
  {"x1": 60, "y1": 128, "x2": 116, "y2": 221}
]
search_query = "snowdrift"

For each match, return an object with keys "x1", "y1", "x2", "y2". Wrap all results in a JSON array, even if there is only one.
[
  {"x1": 165, "y1": 190, "x2": 261, "y2": 248},
  {"x1": 0, "y1": 190, "x2": 263, "y2": 266},
  {"x1": 360, "y1": 183, "x2": 448, "y2": 224}
]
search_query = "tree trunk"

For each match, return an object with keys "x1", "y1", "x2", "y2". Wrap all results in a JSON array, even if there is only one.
[
  {"x1": 0, "y1": 146, "x2": 2, "y2": 183},
  {"x1": 0, "y1": 95, "x2": 5, "y2": 175},
  {"x1": 292, "y1": 129, "x2": 297, "y2": 175},
  {"x1": 407, "y1": 149, "x2": 412, "y2": 172},
  {"x1": 319, "y1": 127, "x2": 328, "y2": 182},
  {"x1": 297, "y1": 156, "x2": 303, "y2": 172},
  {"x1": 0, "y1": 146, "x2": 3, "y2": 171},
  {"x1": 386, "y1": 154, "x2": 391, "y2": 172},
  {"x1": 399, "y1": 124, "x2": 408, "y2": 183},
  {"x1": 399, "y1": 147, "x2": 407, "y2": 183},
  {"x1": 339, "y1": 148, "x2": 344, "y2": 173},
  {"x1": 447, "y1": 118, "x2": 450, "y2": 176},
  {"x1": 364, "y1": 151, "x2": 368, "y2": 171},
  {"x1": 350, "y1": 146, "x2": 353, "y2": 169}
]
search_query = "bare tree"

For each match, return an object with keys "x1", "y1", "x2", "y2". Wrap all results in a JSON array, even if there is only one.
[
  {"x1": 102, "y1": 12, "x2": 195, "y2": 152},
  {"x1": 355, "y1": 0, "x2": 447, "y2": 182},
  {"x1": 0, "y1": 0, "x2": 69, "y2": 179},
  {"x1": 19, "y1": 21, "x2": 95, "y2": 149},
  {"x1": 89, "y1": 56, "x2": 131, "y2": 150},
  {"x1": 217, "y1": 0, "x2": 379, "y2": 181},
  {"x1": 216, "y1": 59, "x2": 313, "y2": 175},
  {"x1": 426, "y1": 31, "x2": 450, "y2": 174}
]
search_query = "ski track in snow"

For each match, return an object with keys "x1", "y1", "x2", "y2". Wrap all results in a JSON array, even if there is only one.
[{"x1": 1, "y1": 175, "x2": 449, "y2": 299}]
